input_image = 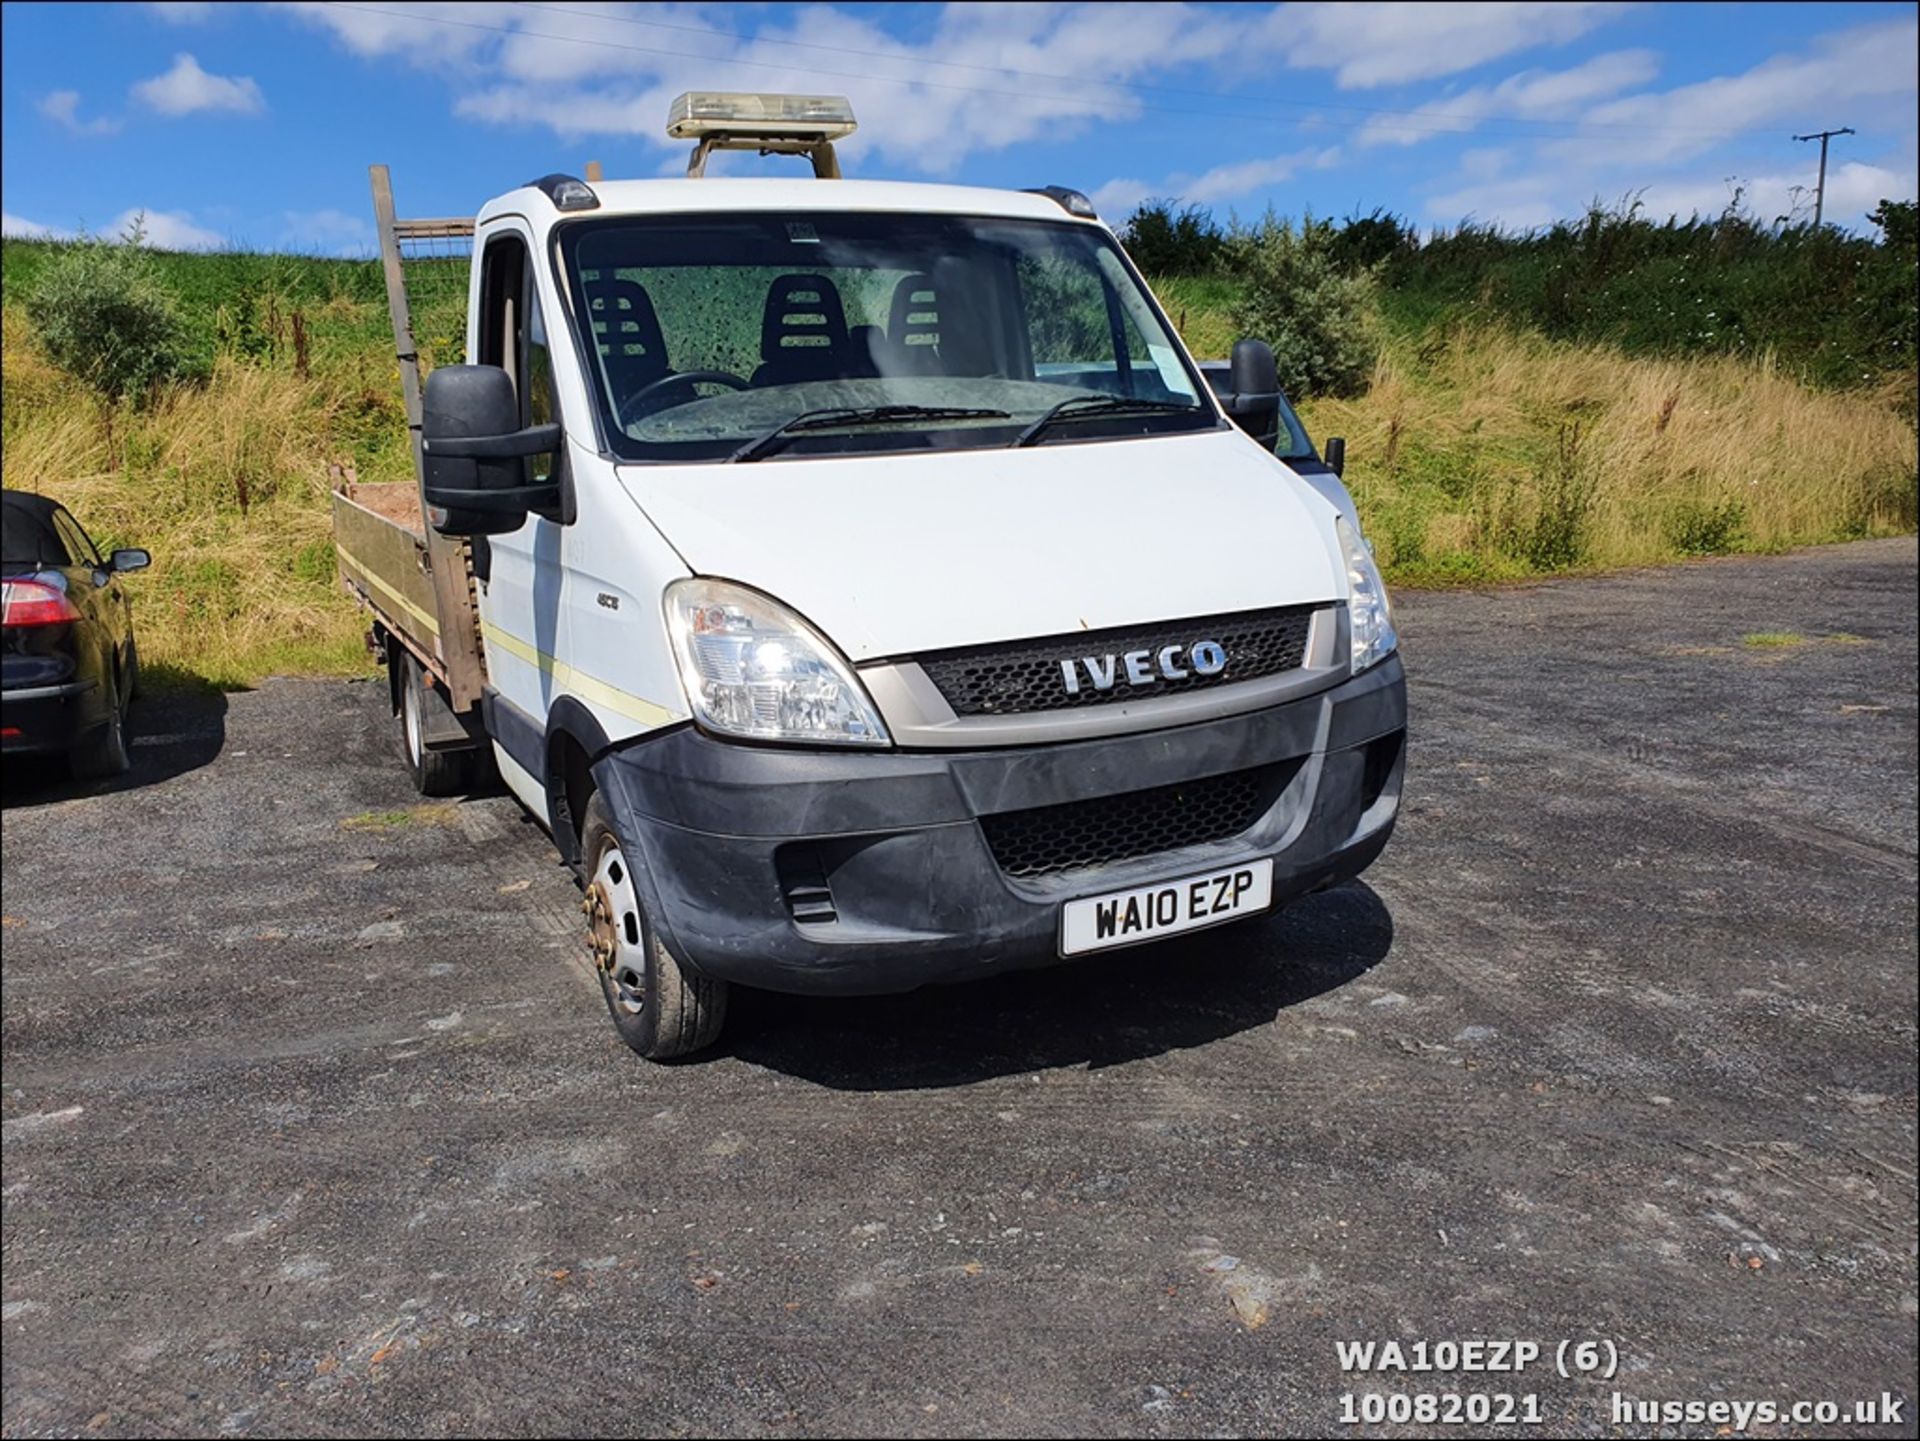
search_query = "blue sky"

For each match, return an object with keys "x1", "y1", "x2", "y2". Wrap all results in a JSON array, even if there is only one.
[{"x1": 3, "y1": 2, "x2": 1916, "y2": 253}]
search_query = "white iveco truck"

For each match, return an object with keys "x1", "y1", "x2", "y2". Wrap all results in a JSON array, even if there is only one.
[{"x1": 331, "y1": 94, "x2": 1405, "y2": 1059}]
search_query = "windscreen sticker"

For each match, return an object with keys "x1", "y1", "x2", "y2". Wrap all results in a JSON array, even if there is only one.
[{"x1": 1147, "y1": 343, "x2": 1197, "y2": 397}]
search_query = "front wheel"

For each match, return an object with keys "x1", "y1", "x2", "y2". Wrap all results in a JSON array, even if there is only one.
[{"x1": 581, "y1": 791, "x2": 727, "y2": 1060}]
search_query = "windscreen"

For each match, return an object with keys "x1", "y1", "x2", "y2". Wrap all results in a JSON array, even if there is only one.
[{"x1": 558, "y1": 212, "x2": 1213, "y2": 462}]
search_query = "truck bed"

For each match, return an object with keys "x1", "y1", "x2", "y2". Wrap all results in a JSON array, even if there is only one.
[
  {"x1": 346, "y1": 482, "x2": 423, "y2": 532},
  {"x1": 331, "y1": 483, "x2": 444, "y2": 678}
]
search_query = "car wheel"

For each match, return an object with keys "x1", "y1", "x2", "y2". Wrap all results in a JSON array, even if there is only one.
[
  {"x1": 581, "y1": 791, "x2": 727, "y2": 1060},
  {"x1": 398, "y1": 651, "x2": 471, "y2": 797},
  {"x1": 69, "y1": 677, "x2": 130, "y2": 779}
]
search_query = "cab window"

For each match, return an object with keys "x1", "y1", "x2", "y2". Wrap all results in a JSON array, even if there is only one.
[{"x1": 477, "y1": 233, "x2": 558, "y2": 485}]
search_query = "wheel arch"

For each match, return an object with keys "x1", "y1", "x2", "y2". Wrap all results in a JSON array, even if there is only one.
[{"x1": 544, "y1": 694, "x2": 614, "y2": 866}]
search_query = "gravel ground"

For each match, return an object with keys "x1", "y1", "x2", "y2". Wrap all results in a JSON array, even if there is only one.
[{"x1": 3, "y1": 538, "x2": 1915, "y2": 1439}]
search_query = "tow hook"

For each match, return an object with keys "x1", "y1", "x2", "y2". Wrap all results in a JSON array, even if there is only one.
[{"x1": 583, "y1": 883, "x2": 616, "y2": 971}]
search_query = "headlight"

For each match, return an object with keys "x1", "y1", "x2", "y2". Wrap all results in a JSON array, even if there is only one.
[
  {"x1": 1336, "y1": 515, "x2": 1397, "y2": 672},
  {"x1": 665, "y1": 578, "x2": 890, "y2": 746}
]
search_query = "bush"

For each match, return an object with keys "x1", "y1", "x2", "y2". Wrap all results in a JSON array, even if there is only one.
[
  {"x1": 1329, "y1": 209, "x2": 1417, "y2": 273},
  {"x1": 1225, "y1": 212, "x2": 1377, "y2": 397},
  {"x1": 1868, "y1": 199, "x2": 1917, "y2": 256},
  {"x1": 23, "y1": 218, "x2": 201, "y2": 402},
  {"x1": 1120, "y1": 200, "x2": 1225, "y2": 276},
  {"x1": 1379, "y1": 196, "x2": 1919, "y2": 388},
  {"x1": 1665, "y1": 497, "x2": 1747, "y2": 555}
]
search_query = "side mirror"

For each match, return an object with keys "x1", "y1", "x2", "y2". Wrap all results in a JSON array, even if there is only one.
[
  {"x1": 421, "y1": 365, "x2": 561, "y2": 536},
  {"x1": 1217, "y1": 338, "x2": 1281, "y2": 452},
  {"x1": 110, "y1": 548, "x2": 151, "y2": 573},
  {"x1": 1324, "y1": 436, "x2": 1346, "y2": 477}
]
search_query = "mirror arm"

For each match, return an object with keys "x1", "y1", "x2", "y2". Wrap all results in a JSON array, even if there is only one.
[{"x1": 423, "y1": 423, "x2": 563, "y2": 460}]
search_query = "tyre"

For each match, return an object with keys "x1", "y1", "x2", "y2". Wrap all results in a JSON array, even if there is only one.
[
  {"x1": 69, "y1": 675, "x2": 130, "y2": 779},
  {"x1": 397, "y1": 650, "x2": 472, "y2": 797},
  {"x1": 581, "y1": 791, "x2": 727, "y2": 1060}
]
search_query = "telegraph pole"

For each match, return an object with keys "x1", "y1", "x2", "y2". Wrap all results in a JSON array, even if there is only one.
[{"x1": 1792, "y1": 127, "x2": 1854, "y2": 226}]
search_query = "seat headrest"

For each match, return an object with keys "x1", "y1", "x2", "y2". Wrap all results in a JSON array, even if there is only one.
[
  {"x1": 587, "y1": 275, "x2": 668, "y2": 371},
  {"x1": 761, "y1": 273, "x2": 849, "y2": 363},
  {"x1": 887, "y1": 273, "x2": 940, "y2": 354}
]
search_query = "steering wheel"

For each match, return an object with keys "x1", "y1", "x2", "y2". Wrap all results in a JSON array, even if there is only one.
[{"x1": 618, "y1": 369, "x2": 750, "y2": 419}]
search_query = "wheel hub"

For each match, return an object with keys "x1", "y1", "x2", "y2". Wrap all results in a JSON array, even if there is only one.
[
  {"x1": 586, "y1": 841, "x2": 647, "y2": 1017},
  {"x1": 583, "y1": 882, "x2": 617, "y2": 971}
]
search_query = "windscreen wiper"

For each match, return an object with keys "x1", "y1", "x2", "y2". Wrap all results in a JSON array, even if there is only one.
[
  {"x1": 1012, "y1": 394, "x2": 1201, "y2": 448},
  {"x1": 730, "y1": 405, "x2": 1012, "y2": 463}
]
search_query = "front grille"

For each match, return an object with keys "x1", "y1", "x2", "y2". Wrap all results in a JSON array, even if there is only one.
[
  {"x1": 916, "y1": 605, "x2": 1318, "y2": 716},
  {"x1": 980, "y1": 763, "x2": 1294, "y2": 880}
]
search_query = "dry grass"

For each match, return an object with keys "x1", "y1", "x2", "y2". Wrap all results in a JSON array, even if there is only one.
[
  {"x1": 2, "y1": 307, "x2": 371, "y2": 689},
  {"x1": 1295, "y1": 324, "x2": 1918, "y2": 582}
]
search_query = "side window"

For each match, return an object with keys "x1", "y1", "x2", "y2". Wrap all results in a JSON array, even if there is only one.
[
  {"x1": 523, "y1": 257, "x2": 556, "y2": 485},
  {"x1": 476, "y1": 232, "x2": 557, "y2": 486},
  {"x1": 478, "y1": 234, "x2": 526, "y2": 387},
  {"x1": 39, "y1": 514, "x2": 75, "y2": 567},
  {"x1": 1020, "y1": 255, "x2": 1111, "y2": 370},
  {"x1": 54, "y1": 511, "x2": 101, "y2": 567},
  {"x1": 1016, "y1": 252, "x2": 1146, "y2": 397}
]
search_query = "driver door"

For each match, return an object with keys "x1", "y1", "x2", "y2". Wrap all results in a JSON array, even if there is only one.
[{"x1": 471, "y1": 227, "x2": 569, "y2": 748}]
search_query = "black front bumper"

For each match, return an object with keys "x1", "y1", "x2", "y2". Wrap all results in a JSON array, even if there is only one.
[
  {"x1": 1, "y1": 679, "x2": 100, "y2": 755},
  {"x1": 594, "y1": 655, "x2": 1405, "y2": 996}
]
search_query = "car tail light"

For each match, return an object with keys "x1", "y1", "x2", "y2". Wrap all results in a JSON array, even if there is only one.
[{"x1": 0, "y1": 578, "x2": 81, "y2": 627}]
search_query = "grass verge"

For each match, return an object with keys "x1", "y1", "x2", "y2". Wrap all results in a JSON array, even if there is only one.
[{"x1": 1292, "y1": 321, "x2": 1916, "y2": 585}]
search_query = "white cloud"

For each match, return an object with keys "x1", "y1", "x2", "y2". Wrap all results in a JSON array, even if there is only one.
[
  {"x1": 281, "y1": 207, "x2": 376, "y2": 255},
  {"x1": 1357, "y1": 48, "x2": 1659, "y2": 147},
  {"x1": 1089, "y1": 178, "x2": 1156, "y2": 217},
  {"x1": 113, "y1": 209, "x2": 226, "y2": 249},
  {"x1": 1263, "y1": 1, "x2": 1634, "y2": 90},
  {"x1": 1413, "y1": 17, "x2": 1919, "y2": 233},
  {"x1": 1422, "y1": 174, "x2": 1569, "y2": 230},
  {"x1": 1180, "y1": 150, "x2": 1323, "y2": 205},
  {"x1": 287, "y1": 1, "x2": 1249, "y2": 173},
  {"x1": 2, "y1": 212, "x2": 63, "y2": 239},
  {"x1": 132, "y1": 53, "x2": 265, "y2": 116},
  {"x1": 0, "y1": 208, "x2": 224, "y2": 249},
  {"x1": 1090, "y1": 146, "x2": 1340, "y2": 218},
  {"x1": 279, "y1": 1, "x2": 510, "y2": 65},
  {"x1": 1553, "y1": 16, "x2": 1919, "y2": 165},
  {"x1": 38, "y1": 90, "x2": 122, "y2": 137}
]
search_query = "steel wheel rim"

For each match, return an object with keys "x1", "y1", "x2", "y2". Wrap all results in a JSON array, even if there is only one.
[{"x1": 592, "y1": 841, "x2": 647, "y2": 1016}]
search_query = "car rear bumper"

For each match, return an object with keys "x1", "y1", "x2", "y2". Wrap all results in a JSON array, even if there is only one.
[
  {"x1": 1, "y1": 679, "x2": 99, "y2": 754},
  {"x1": 592, "y1": 655, "x2": 1406, "y2": 996}
]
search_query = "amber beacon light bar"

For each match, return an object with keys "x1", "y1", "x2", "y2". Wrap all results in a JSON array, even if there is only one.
[{"x1": 669, "y1": 92, "x2": 859, "y2": 179}]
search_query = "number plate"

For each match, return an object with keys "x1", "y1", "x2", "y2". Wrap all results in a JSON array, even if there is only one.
[{"x1": 1061, "y1": 858, "x2": 1274, "y2": 956}]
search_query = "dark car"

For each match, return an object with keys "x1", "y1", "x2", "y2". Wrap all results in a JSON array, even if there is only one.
[{"x1": 2, "y1": 490, "x2": 149, "y2": 779}]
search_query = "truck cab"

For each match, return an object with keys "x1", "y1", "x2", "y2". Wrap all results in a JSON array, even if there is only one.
[{"x1": 356, "y1": 93, "x2": 1405, "y2": 1059}]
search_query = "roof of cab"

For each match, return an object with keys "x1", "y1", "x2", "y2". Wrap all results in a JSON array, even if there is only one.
[{"x1": 475, "y1": 177, "x2": 1100, "y2": 230}]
